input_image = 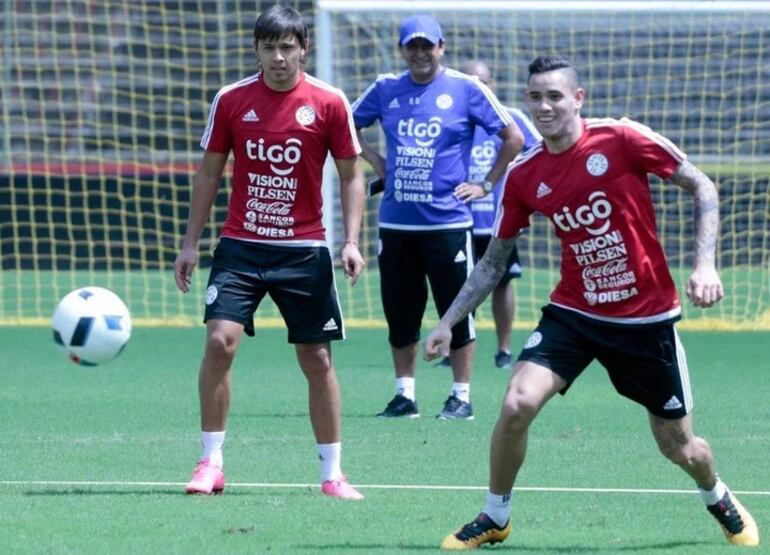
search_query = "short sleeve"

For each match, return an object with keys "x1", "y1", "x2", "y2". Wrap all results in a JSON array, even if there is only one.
[
  {"x1": 351, "y1": 82, "x2": 382, "y2": 129},
  {"x1": 327, "y1": 94, "x2": 361, "y2": 159},
  {"x1": 622, "y1": 118, "x2": 685, "y2": 180},
  {"x1": 467, "y1": 80, "x2": 512, "y2": 137},
  {"x1": 200, "y1": 89, "x2": 233, "y2": 153},
  {"x1": 493, "y1": 169, "x2": 532, "y2": 239}
]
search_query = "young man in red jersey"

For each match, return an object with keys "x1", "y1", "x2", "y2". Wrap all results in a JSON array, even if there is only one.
[
  {"x1": 425, "y1": 56, "x2": 759, "y2": 549},
  {"x1": 174, "y1": 5, "x2": 365, "y2": 500}
]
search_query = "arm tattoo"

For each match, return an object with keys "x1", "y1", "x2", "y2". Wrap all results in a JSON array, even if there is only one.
[
  {"x1": 440, "y1": 237, "x2": 513, "y2": 327},
  {"x1": 669, "y1": 160, "x2": 720, "y2": 266}
]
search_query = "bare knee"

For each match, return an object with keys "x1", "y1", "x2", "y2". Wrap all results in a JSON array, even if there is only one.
[
  {"x1": 498, "y1": 393, "x2": 539, "y2": 433},
  {"x1": 296, "y1": 343, "x2": 335, "y2": 384},
  {"x1": 203, "y1": 330, "x2": 239, "y2": 367}
]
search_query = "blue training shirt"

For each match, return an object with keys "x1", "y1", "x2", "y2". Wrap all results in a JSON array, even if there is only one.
[
  {"x1": 352, "y1": 68, "x2": 513, "y2": 231},
  {"x1": 469, "y1": 107, "x2": 541, "y2": 235}
]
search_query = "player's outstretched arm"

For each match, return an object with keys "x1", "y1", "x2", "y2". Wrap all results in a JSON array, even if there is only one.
[
  {"x1": 668, "y1": 160, "x2": 724, "y2": 308},
  {"x1": 424, "y1": 237, "x2": 514, "y2": 360},
  {"x1": 335, "y1": 156, "x2": 366, "y2": 285},
  {"x1": 174, "y1": 151, "x2": 228, "y2": 293}
]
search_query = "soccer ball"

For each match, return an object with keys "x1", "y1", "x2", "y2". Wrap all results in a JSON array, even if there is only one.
[{"x1": 52, "y1": 287, "x2": 132, "y2": 365}]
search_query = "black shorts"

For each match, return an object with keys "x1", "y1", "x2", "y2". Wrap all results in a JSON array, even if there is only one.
[
  {"x1": 518, "y1": 305, "x2": 691, "y2": 419},
  {"x1": 473, "y1": 235, "x2": 522, "y2": 284},
  {"x1": 204, "y1": 238, "x2": 344, "y2": 344},
  {"x1": 378, "y1": 228, "x2": 475, "y2": 350}
]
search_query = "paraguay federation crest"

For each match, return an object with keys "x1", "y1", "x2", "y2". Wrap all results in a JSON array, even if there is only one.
[
  {"x1": 586, "y1": 153, "x2": 609, "y2": 176},
  {"x1": 435, "y1": 94, "x2": 453, "y2": 109},
  {"x1": 295, "y1": 105, "x2": 316, "y2": 125}
]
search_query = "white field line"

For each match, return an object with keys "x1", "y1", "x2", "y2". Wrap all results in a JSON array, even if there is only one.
[{"x1": 1, "y1": 480, "x2": 769, "y2": 496}]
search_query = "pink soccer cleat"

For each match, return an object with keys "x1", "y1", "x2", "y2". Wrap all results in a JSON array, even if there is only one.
[
  {"x1": 185, "y1": 459, "x2": 225, "y2": 495},
  {"x1": 321, "y1": 475, "x2": 364, "y2": 500}
]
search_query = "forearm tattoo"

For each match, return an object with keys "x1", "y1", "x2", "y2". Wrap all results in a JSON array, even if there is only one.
[
  {"x1": 669, "y1": 161, "x2": 720, "y2": 266},
  {"x1": 441, "y1": 237, "x2": 513, "y2": 327}
]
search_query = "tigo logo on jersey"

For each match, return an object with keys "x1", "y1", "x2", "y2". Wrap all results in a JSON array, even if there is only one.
[
  {"x1": 397, "y1": 116, "x2": 442, "y2": 147},
  {"x1": 246, "y1": 137, "x2": 303, "y2": 176},
  {"x1": 552, "y1": 190, "x2": 612, "y2": 236},
  {"x1": 586, "y1": 153, "x2": 609, "y2": 176},
  {"x1": 295, "y1": 105, "x2": 316, "y2": 126},
  {"x1": 471, "y1": 140, "x2": 496, "y2": 166}
]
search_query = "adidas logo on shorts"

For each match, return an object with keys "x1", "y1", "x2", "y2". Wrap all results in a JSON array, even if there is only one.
[
  {"x1": 322, "y1": 318, "x2": 338, "y2": 332},
  {"x1": 663, "y1": 395, "x2": 683, "y2": 411}
]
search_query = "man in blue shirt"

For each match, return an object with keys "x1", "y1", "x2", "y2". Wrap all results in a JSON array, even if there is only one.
[
  {"x1": 436, "y1": 60, "x2": 541, "y2": 370},
  {"x1": 352, "y1": 15, "x2": 524, "y2": 419}
]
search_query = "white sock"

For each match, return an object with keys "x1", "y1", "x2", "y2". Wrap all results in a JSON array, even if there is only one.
[
  {"x1": 451, "y1": 382, "x2": 470, "y2": 403},
  {"x1": 396, "y1": 377, "x2": 415, "y2": 401},
  {"x1": 201, "y1": 431, "x2": 225, "y2": 469},
  {"x1": 317, "y1": 442, "x2": 342, "y2": 482},
  {"x1": 698, "y1": 478, "x2": 727, "y2": 505},
  {"x1": 484, "y1": 490, "x2": 512, "y2": 527}
]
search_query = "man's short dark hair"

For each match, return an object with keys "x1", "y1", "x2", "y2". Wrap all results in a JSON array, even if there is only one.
[
  {"x1": 528, "y1": 55, "x2": 577, "y2": 79},
  {"x1": 527, "y1": 55, "x2": 579, "y2": 87},
  {"x1": 253, "y1": 4, "x2": 308, "y2": 49}
]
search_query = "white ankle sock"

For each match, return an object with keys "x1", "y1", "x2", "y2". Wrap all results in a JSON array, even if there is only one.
[
  {"x1": 317, "y1": 442, "x2": 342, "y2": 481},
  {"x1": 201, "y1": 431, "x2": 225, "y2": 468},
  {"x1": 451, "y1": 382, "x2": 470, "y2": 403},
  {"x1": 396, "y1": 377, "x2": 415, "y2": 401},
  {"x1": 698, "y1": 478, "x2": 727, "y2": 505},
  {"x1": 484, "y1": 490, "x2": 512, "y2": 527}
]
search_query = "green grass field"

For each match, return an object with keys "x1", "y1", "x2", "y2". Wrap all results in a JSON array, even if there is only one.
[{"x1": 1, "y1": 327, "x2": 768, "y2": 554}]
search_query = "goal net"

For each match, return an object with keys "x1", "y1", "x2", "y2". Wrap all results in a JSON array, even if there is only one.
[{"x1": 2, "y1": 0, "x2": 768, "y2": 330}]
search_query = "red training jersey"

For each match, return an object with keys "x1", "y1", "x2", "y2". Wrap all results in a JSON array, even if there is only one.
[
  {"x1": 201, "y1": 72, "x2": 360, "y2": 246},
  {"x1": 495, "y1": 118, "x2": 686, "y2": 324}
]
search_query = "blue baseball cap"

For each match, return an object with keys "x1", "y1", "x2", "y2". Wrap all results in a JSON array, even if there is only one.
[{"x1": 398, "y1": 15, "x2": 444, "y2": 46}]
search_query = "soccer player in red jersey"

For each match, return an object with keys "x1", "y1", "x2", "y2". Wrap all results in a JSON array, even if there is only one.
[
  {"x1": 174, "y1": 5, "x2": 365, "y2": 500},
  {"x1": 425, "y1": 56, "x2": 759, "y2": 548}
]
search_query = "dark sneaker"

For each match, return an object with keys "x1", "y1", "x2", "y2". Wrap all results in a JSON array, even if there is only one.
[
  {"x1": 707, "y1": 491, "x2": 760, "y2": 546},
  {"x1": 436, "y1": 395, "x2": 474, "y2": 420},
  {"x1": 494, "y1": 350, "x2": 513, "y2": 369},
  {"x1": 434, "y1": 356, "x2": 451, "y2": 368},
  {"x1": 377, "y1": 394, "x2": 420, "y2": 418},
  {"x1": 441, "y1": 512, "x2": 511, "y2": 550}
]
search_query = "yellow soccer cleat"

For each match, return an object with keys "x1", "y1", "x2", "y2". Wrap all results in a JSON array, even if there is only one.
[
  {"x1": 707, "y1": 491, "x2": 760, "y2": 547},
  {"x1": 441, "y1": 513, "x2": 511, "y2": 550}
]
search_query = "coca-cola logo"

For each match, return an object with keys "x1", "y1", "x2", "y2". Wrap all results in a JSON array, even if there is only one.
[
  {"x1": 394, "y1": 167, "x2": 431, "y2": 180},
  {"x1": 246, "y1": 199, "x2": 292, "y2": 215},
  {"x1": 581, "y1": 258, "x2": 628, "y2": 279},
  {"x1": 245, "y1": 137, "x2": 302, "y2": 176}
]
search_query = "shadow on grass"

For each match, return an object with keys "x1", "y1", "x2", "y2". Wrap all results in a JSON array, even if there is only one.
[
  {"x1": 22, "y1": 488, "x2": 307, "y2": 497},
  {"x1": 294, "y1": 540, "x2": 714, "y2": 551}
]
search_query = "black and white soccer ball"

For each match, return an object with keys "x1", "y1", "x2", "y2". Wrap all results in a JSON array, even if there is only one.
[{"x1": 52, "y1": 287, "x2": 132, "y2": 366}]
